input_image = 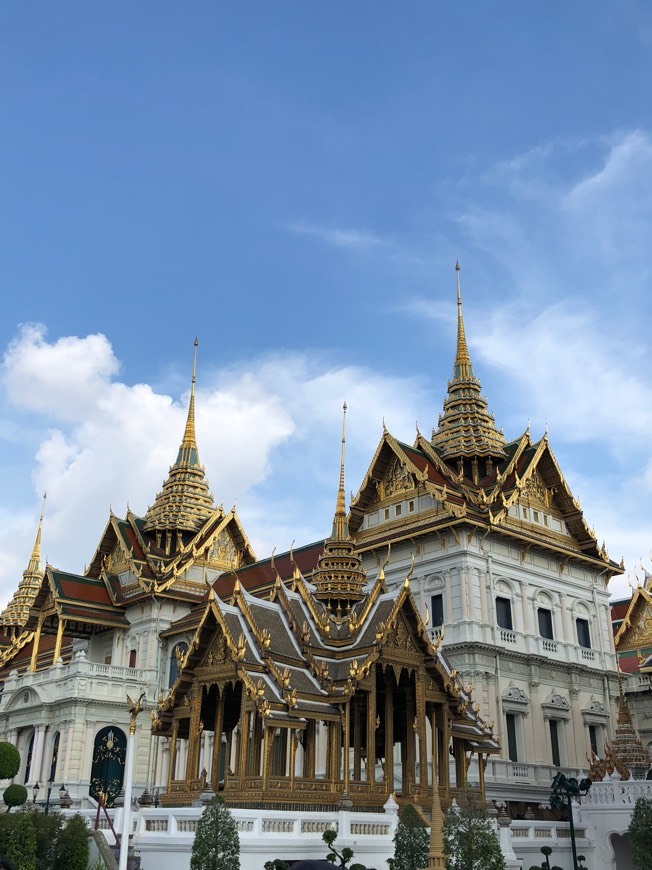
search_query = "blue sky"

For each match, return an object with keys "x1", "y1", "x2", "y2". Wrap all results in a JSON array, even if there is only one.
[{"x1": 1, "y1": 2, "x2": 652, "y2": 606}]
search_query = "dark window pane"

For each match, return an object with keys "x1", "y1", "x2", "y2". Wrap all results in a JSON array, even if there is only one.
[
  {"x1": 506, "y1": 713, "x2": 518, "y2": 762},
  {"x1": 431, "y1": 594, "x2": 444, "y2": 627},
  {"x1": 576, "y1": 618, "x2": 591, "y2": 649},
  {"x1": 496, "y1": 597, "x2": 513, "y2": 630},
  {"x1": 538, "y1": 608, "x2": 554, "y2": 640},
  {"x1": 589, "y1": 724, "x2": 598, "y2": 757},
  {"x1": 550, "y1": 720, "x2": 561, "y2": 767}
]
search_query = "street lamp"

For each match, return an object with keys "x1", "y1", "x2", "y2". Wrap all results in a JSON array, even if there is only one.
[
  {"x1": 32, "y1": 782, "x2": 40, "y2": 804},
  {"x1": 549, "y1": 772, "x2": 592, "y2": 870},
  {"x1": 44, "y1": 778, "x2": 55, "y2": 815}
]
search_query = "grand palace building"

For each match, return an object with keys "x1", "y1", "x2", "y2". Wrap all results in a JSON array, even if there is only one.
[{"x1": 0, "y1": 267, "x2": 629, "y2": 847}]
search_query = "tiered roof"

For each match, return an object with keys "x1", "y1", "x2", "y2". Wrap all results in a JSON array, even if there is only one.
[
  {"x1": 431, "y1": 263, "x2": 506, "y2": 463},
  {"x1": 143, "y1": 340, "x2": 215, "y2": 534}
]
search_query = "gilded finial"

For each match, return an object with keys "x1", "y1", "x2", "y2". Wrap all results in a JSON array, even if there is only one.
[
  {"x1": 331, "y1": 402, "x2": 349, "y2": 541},
  {"x1": 28, "y1": 492, "x2": 47, "y2": 574}
]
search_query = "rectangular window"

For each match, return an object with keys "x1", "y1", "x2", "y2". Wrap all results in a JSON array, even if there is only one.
[
  {"x1": 538, "y1": 608, "x2": 554, "y2": 640},
  {"x1": 521, "y1": 507, "x2": 529, "y2": 520},
  {"x1": 496, "y1": 597, "x2": 513, "y2": 630},
  {"x1": 384, "y1": 508, "x2": 390, "y2": 521},
  {"x1": 543, "y1": 515, "x2": 549, "y2": 527},
  {"x1": 506, "y1": 713, "x2": 518, "y2": 762},
  {"x1": 104, "y1": 653, "x2": 112, "y2": 665},
  {"x1": 431, "y1": 594, "x2": 444, "y2": 628},
  {"x1": 549, "y1": 719, "x2": 561, "y2": 767},
  {"x1": 408, "y1": 500, "x2": 415, "y2": 513},
  {"x1": 395, "y1": 504, "x2": 402, "y2": 517},
  {"x1": 129, "y1": 649, "x2": 137, "y2": 668},
  {"x1": 588, "y1": 724, "x2": 599, "y2": 757},
  {"x1": 533, "y1": 510, "x2": 540, "y2": 523},
  {"x1": 576, "y1": 618, "x2": 592, "y2": 649}
]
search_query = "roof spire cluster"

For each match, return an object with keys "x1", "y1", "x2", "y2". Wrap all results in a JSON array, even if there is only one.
[
  {"x1": 143, "y1": 339, "x2": 215, "y2": 534},
  {"x1": 431, "y1": 262, "x2": 506, "y2": 463},
  {"x1": 312, "y1": 402, "x2": 366, "y2": 612},
  {"x1": 1, "y1": 492, "x2": 47, "y2": 628}
]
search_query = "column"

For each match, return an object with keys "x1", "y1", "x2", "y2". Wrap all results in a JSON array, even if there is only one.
[
  {"x1": 519, "y1": 581, "x2": 531, "y2": 635},
  {"x1": 30, "y1": 725, "x2": 47, "y2": 785},
  {"x1": 384, "y1": 672, "x2": 394, "y2": 793},
  {"x1": 167, "y1": 722, "x2": 178, "y2": 789},
  {"x1": 52, "y1": 618, "x2": 65, "y2": 665},
  {"x1": 212, "y1": 691, "x2": 225, "y2": 785},
  {"x1": 30, "y1": 617, "x2": 44, "y2": 672},
  {"x1": 62, "y1": 722, "x2": 75, "y2": 784},
  {"x1": 186, "y1": 686, "x2": 202, "y2": 785},
  {"x1": 366, "y1": 682, "x2": 376, "y2": 790}
]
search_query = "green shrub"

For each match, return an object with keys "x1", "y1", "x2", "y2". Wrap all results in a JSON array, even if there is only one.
[
  {"x1": 387, "y1": 803, "x2": 429, "y2": 870},
  {"x1": 629, "y1": 797, "x2": 652, "y2": 870},
  {"x1": 54, "y1": 814, "x2": 89, "y2": 870},
  {"x1": 28, "y1": 806, "x2": 63, "y2": 870},
  {"x1": 190, "y1": 795, "x2": 240, "y2": 870},
  {"x1": 0, "y1": 742, "x2": 20, "y2": 780},
  {"x1": 3, "y1": 783, "x2": 28, "y2": 812},
  {"x1": 443, "y1": 788, "x2": 505, "y2": 870},
  {"x1": 4, "y1": 810, "x2": 37, "y2": 870}
]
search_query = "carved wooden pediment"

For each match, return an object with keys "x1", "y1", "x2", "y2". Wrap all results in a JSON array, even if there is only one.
[{"x1": 206, "y1": 529, "x2": 239, "y2": 570}]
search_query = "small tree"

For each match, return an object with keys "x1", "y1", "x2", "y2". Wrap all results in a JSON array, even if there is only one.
[
  {"x1": 0, "y1": 742, "x2": 20, "y2": 780},
  {"x1": 3, "y1": 784, "x2": 27, "y2": 813},
  {"x1": 322, "y1": 828, "x2": 366, "y2": 870},
  {"x1": 4, "y1": 810, "x2": 37, "y2": 870},
  {"x1": 29, "y1": 807, "x2": 63, "y2": 870},
  {"x1": 629, "y1": 796, "x2": 652, "y2": 870},
  {"x1": 190, "y1": 795, "x2": 240, "y2": 870},
  {"x1": 388, "y1": 803, "x2": 429, "y2": 870},
  {"x1": 443, "y1": 788, "x2": 505, "y2": 870},
  {"x1": 54, "y1": 815, "x2": 89, "y2": 870}
]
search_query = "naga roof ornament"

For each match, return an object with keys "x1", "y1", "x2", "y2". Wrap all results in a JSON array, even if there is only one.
[
  {"x1": 431, "y1": 262, "x2": 507, "y2": 462},
  {"x1": 143, "y1": 339, "x2": 215, "y2": 534},
  {"x1": 1, "y1": 493, "x2": 47, "y2": 628},
  {"x1": 311, "y1": 402, "x2": 367, "y2": 613}
]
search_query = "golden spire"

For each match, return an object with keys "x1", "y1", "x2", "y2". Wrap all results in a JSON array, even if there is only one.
[
  {"x1": 179, "y1": 338, "x2": 199, "y2": 458},
  {"x1": 432, "y1": 262, "x2": 507, "y2": 464},
  {"x1": 331, "y1": 402, "x2": 348, "y2": 541},
  {"x1": 26, "y1": 492, "x2": 46, "y2": 575},
  {"x1": 454, "y1": 261, "x2": 473, "y2": 380},
  {"x1": 143, "y1": 340, "x2": 215, "y2": 535},
  {"x1": 1, "y1": 493, "x2": 47, "y2": 628},
  {"x1": 313, "y1": 403, "x2": 366, "y2": 613}
]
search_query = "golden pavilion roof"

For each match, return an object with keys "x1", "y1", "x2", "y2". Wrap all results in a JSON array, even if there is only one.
[
  {"x1": 143, "y1": 341, "x2": 215, "y2": 533},
  {"x1": 431, "y1": 263, "x2": 507, "y2": 462}
]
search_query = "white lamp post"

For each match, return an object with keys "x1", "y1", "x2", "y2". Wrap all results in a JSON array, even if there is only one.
[{"x1": 119, "y1": 692, "x2": 146, "y2": 870}]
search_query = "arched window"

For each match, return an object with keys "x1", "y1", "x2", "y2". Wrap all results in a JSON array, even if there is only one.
[
  {"x1": 49, "y1": 732, "x2": 60, "y2": 783},
  {"x1": 89, "y1": 726, "x2": 127, "y2": 807},
  {"x1": 23, "y1": 731, "x2": 35, "y2": 784},
  {"x1": 169, "y1": 641, "x2": 189, "y2": 688}
]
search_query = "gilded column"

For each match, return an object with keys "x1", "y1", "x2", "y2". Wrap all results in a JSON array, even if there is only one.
[
  {"x1": 366, "y1": 682, "x2": 376, "y2": 789},
  {"x1": 384, "y1": 671, "x2": 394, "y2": 793},
  {"x1": 167, "y1": 721, "x2": 179, "y2": 790},
  {"x1": 52, "y1": 617, "x2": 65, "y2": 665},
  {"x1": 186, "y1": 686, "x2": 202, "y2": 786},
  {"x1": 212, "y1": 689, "x2": 225, "y2": 785},
  {"x1": 29, "y1": 615, "x2": 44, "y2": 672}
]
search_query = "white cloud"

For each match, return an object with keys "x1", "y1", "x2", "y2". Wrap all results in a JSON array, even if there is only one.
[
  {"x1": 288, "y1": 222, "x2": 385, "y2": 252},
  {"x1": 0, "y1": 328, "x2": 428, "y2": 608}
]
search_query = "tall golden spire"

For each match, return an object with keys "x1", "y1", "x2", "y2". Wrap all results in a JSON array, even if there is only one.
[
  {"x1": 331, "y1": 401, "x2": 348, "y2": 541},
  {"x1": 143, "y1": 341, "x2": 215, "y2": 535},
  {"x1": 1, "y1": 493, "x2": 47, "y2": 628},
  {"x1": 313, "y1": 403, "x2": 366, "y2": 613},
  {"x1": 431, "y1": 263, "x2": 506, "y2": 463}
]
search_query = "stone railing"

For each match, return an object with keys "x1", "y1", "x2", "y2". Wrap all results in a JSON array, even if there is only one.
[
  {"x1": 0, "y1": 657, "x2": 159, "y2": 709},
  {"x1": 582, "y1": 778, "x2": 652, "y2": 806}
]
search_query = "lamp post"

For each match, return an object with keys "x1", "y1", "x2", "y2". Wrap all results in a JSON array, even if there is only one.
[
  {"x1": 44, "y1": 778, "x2": 55, "y2": 815},
  {"x1": 32, "y1": 782, "x2": 40, "y2": 804},
  {"x1": 119, "y1": 692, "x2": 146, "y2": 870},
  {"x1": 549, "y1": 772, "x2": 592, "y2": 870}
]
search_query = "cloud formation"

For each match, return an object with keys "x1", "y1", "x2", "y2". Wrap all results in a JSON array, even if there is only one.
[{"x1": 0, "y1": 326, "x2": 428, "y2": 607}]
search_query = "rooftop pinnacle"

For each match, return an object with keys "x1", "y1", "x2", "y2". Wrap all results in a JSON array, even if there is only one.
[
  {"x1": 313, "y1": 402, "x2": 366, "y2": 611},
  {"x1": 431, "y1": 263, "x2": 506, "y2": 462},
  {"x1": 143, "y1": 340, "x2": 215, "y2": 534},
  {"x1": 1, "y1": 493, "x2": 47, "y2": 628}
]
